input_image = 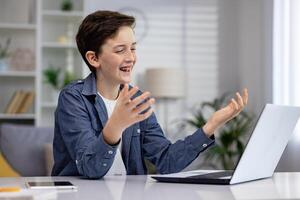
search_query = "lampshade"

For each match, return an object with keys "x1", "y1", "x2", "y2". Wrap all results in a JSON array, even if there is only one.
[{"x1": 145, "y1": 68, "x2": 185, "y2": 98}]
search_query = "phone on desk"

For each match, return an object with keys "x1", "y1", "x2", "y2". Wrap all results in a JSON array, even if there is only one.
[{"x1": 25, "y1": 181, "x2": 77, "y2": 190}]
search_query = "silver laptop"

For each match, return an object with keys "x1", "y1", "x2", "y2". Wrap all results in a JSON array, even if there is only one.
[{"x1": 152, "y1": 104, "x2": 300, "y2": 185}]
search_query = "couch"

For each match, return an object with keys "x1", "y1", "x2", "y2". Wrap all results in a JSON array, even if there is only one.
[{"x1": 0, "y1": 124, "x2": 54, "y2": 177}]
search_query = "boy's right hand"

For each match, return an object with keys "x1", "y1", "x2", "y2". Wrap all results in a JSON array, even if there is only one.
[{"x1": 103, "y1": 84, "x2": 155, "y2": 145}]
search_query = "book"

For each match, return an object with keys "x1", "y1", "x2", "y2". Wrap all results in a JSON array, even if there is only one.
[
  {"x1": 4, "y1": 91, "x2": 23, "y2": 114},
  {"x1": 4, "y1": 91, "x2": 18, "y2": 114},
  {"x1": 10, "y1": 91, "x2": 27, "y2": 114},
  {"x1": 17, "y1": 91, "x2": 35, "y2": 113}
]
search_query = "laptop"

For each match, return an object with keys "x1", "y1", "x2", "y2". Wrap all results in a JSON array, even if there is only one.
[{"x1": 152, "y1": 104, "x2": 300, "y2": 185}]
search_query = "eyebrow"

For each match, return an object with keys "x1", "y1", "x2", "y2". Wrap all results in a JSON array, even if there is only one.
[{"x1": 113, "y1": 42, "x2": 137, "y2": 49}]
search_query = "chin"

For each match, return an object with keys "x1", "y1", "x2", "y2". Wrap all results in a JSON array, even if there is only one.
[{"x1": 120, "y1": 78, "x2": 131, "y2": 84}]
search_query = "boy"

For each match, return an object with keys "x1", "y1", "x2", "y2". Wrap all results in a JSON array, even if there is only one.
[{"x1": 52, "y1": 10, "x2": 248, "y2": 179}]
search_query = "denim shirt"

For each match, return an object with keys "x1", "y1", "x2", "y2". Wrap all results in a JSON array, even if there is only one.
[{"x1": 52, "y1": 73, "x2": 214, "y2": 179}]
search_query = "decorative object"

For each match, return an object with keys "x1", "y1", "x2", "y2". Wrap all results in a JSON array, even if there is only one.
[
  {"x1": 184, "y1": 93, "x2": 254, "y2": 170},
  {"x1": 145, "y1": 68, "x2": 185, "y2": 133},
  {"x1": 57, "y1": 22, "x2": 74, "y2": 45},
  {"x1": 0, "y1": 38, "x2": 11, "y2": 71},
  {"x1": 61, "y1": 0, "x2": 73, "y2": 11},
  {"x1": 43, "y1": 66, "x2": 76, "y2": 101},
  {"x1": 57, "y1": 36, "x2": 68, "y2": 44},
  {"x1": 10, "y1": 48, "x2": 35, "y2": 71}
]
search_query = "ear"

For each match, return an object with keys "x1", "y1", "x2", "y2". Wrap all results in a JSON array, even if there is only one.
[{"x1": 85, "y1": 51, "x2": 100, "y2": 69}]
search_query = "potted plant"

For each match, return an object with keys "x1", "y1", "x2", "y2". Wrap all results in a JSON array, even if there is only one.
[
  {"x1": 43, "y1": 66, "x2": 76, "y2": 102},
  {"x1": 0, "y1": 38, "x2": 11, "y2": 71},
  {"x1": 61, "y1": 0, "x2": 73, "y2": 11},
  {"x1": 184, "y1": 93, "x2": 254, "y2": 170}
]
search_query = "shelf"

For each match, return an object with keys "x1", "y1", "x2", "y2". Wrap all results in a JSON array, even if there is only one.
[
  {"x1": 0, "y1": 113, "x2": 35, "y2": 120},
  {"x1": 0, "y1": 23, "x2": 36, "y2": 30},
  {"x1": 42, "y1": 42, "x2": 77, "y2": 49},
  {"x1": 42, "y1": 10, "x2": 83, "y2": 18},
  {"x1": 41, "y1": 102, "x2": 57, "y2": 108},
  {"x1": 0, "y1": 71, "x2": 36, "y2": 77}
]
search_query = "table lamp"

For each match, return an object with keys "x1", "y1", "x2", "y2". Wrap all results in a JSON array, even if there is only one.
[{"x1": 145, "y1": 68, "x2": 185, "y2": 134}]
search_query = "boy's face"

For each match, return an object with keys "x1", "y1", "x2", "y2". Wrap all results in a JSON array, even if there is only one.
[{"x1": 96, "y1": 26, "x2": 136, "y2": 85}]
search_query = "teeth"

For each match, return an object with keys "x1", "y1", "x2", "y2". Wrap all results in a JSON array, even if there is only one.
[{"x1": 120, "y1": 67, "x2": 130, "y2": 72}]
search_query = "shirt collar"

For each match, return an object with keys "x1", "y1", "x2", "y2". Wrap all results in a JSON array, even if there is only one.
[
  {"x1": 81, "y1": 72, "x2": 129, "y2": 98},
  {"x1": 82, "y1": 73, "x2": 97, "y2": 96}
]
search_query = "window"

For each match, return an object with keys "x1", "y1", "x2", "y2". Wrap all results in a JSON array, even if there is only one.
[{"x1": 273, "y1": 0, "x2": 300, "y2": 106}]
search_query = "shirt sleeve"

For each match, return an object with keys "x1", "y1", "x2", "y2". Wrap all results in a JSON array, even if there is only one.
[
  {"x1": 56, "y1": 88, "x2": 118, "y2": 179},
  {"x1": 141, "y1": 112, "x2": 215, "y2": 174}
]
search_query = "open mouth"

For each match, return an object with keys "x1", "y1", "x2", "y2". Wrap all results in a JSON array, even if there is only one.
[{"x1": 119, "y1": 66, "x2": 131, "y2": 72}]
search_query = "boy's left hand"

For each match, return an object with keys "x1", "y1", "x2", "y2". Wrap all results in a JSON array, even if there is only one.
[{"x1": 203, "y1": 88, "x2": 248, "y2": 137}]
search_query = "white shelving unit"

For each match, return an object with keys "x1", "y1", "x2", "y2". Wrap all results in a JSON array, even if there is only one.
[
  {"x1": 37, "y1": 0, "x2": 85, "y2": 126},
  {"x1": 0, "y1": 0, "x2": 85, "y2": 126},
  {"x1": 0, "y1": 0, "x2": 37, "y2": 125}
]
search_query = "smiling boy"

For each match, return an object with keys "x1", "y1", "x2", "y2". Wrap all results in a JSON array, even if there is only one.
[{"x1": 52, "y1": 10, "x2": 248, "y2": 179}]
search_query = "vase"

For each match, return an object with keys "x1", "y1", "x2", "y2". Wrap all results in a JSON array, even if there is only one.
[
  {"x1": 0, "y1": 58, "x2": 8, "y2": 71},
  {"x1": 52, "y1": 90, "x2": 60, "y2": 103}
]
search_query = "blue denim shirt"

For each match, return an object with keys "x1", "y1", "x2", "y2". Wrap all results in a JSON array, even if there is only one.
[{"x1": 52, "y1": 73, "x2": 214, "y2": 179}]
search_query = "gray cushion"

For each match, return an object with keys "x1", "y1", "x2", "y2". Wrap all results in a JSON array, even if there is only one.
[{"x1": 0, "y1": 124, "x2": 54, "y2": 176}]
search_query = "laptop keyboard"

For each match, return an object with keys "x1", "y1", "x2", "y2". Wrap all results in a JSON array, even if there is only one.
[{"x1": 189, "y1": 171, "x2": 233, "y2": 179}]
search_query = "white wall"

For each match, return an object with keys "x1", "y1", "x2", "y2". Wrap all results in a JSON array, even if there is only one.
[
  {"x1": 219, "y1": 0, "x2": 273, "y2": 116},
  {"x1": 218, "y1": 0, "x2": 239, "y2": 96}
]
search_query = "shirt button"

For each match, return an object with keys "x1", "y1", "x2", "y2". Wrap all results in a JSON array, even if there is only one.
[
  {"x1": 137, "y1": 129, "x2": 141, "y2": 133},
  {"x1": 202, "y1": 143, "x2": 208, "y2": 148},
  {"x1": 108, "y1": 150, "x2": 113, "y2": 155},
  {"x1": 103, "y1": 163, "x2": 107, "y2": 167},
  {"x1": 75, "y1": 160, "x2": 78, "y2": 164}
]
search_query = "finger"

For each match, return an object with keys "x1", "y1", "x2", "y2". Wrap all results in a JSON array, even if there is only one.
[
  {"x1": 236, "y1": 92, "x2": 244, "y2": 110},
  {"x1": 231, "y1": 98, "x2": 239, "y2": 110},
  {"x1": 130, "y1": 91, "x2": 151, "y2": 109},
  {"x1": 125, "y1": 86, "x2": 139, "y2": 102},
  {"x1": 133, "y1": 98, "x2": 155, "y2": 114},
  {"x1": 119, "y1": 84, "x2": 129, "y2": 99},
  {"x1": 136, "y1": 107, "x2": 154, "y2": 121},
  {"x1": 243, "y1": 88, "x2": 248, "y2": 105}
]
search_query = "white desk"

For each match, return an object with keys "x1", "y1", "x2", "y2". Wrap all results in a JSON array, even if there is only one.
[{"x1": 0, "y1": 172, "x2": 300, "y2": 200}]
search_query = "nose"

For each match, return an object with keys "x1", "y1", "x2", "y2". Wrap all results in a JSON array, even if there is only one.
[{"x1": 124, "y1": 50, "x2": 135, "y2": 63}]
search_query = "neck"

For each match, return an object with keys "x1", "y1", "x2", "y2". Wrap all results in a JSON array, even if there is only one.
[{"x1": 96, "y1": 74, "x2": 120, "y2": 100}]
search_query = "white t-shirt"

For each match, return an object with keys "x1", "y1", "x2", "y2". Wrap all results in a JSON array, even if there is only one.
[{"x1": 97, "y1": 92, "x2": 126, "y2": 176}]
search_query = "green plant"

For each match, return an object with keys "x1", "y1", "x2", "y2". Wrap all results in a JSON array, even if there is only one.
[
  {"x1": 43, "y1": 67, "x2": 61, "y2": 90},
  {"x1": 64, "y1": 70, "x2": 75, "y2": 87},
  {"x1": 0, "y1": 38, "x2": 11, "y2": 59},
  {"x1": 185, "y1": 93, "x2": 254, "y2": 170},
  {"x1": 61, "y1": 0, "x2": 73, "y2": 11},
  {"x1": 43, "y1": 66, "x2": 76, "y2": 90}
]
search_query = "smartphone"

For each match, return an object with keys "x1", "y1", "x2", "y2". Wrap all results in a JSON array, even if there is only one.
[{"x1": 25, "y1": 181, "x2": 77, "y2": 190}]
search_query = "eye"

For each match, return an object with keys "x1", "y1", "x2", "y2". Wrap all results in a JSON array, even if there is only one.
[
  {"x1": 115, "y1": 48, "x2": 125, "y2": 53},
  {"x1": 131, "y1": 48, "x2": 136, "y2": 52}
]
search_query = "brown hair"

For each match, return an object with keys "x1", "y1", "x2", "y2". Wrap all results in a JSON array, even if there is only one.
[{"x1": 76, "y1": 10, "x2": 135, "y2": 73}]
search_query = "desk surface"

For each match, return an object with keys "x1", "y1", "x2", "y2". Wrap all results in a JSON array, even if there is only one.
[{"x1": 0, "y1": 172, "x2": 300, "y2": 200}]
